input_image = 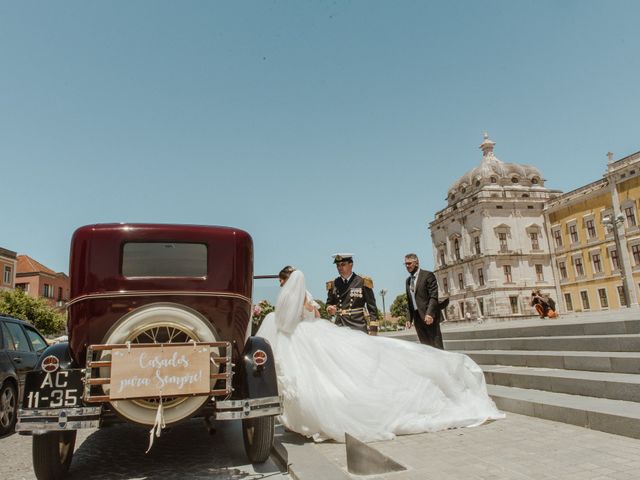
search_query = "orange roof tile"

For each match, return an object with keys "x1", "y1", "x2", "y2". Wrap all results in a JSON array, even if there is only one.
[{"x1": 17, "y1": 255, "x2": 58, "y2": 276}]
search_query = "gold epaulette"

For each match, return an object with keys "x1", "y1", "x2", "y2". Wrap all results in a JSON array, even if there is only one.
[
  {"x1": 326, "y1": 280, "x2": 334, "y2": 291},
  {"x1": 363, "y1": 276, "x2": 373, "y2": 289}
]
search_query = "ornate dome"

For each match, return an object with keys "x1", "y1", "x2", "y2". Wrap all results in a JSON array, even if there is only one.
[{"x1": 447, "y1": 134, "x2": 544, "y2": 204}]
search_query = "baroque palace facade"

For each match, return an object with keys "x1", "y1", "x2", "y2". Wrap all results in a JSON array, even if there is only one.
[
  {"x1": 429, "y1": 135, "x2": 562, "y2": 320},
  {"x1": 430, "y1": 136, "x2": 640, "y2": 321},
  {"x1": 545, "y1": 151, "x2": 640, "y2": 313}
]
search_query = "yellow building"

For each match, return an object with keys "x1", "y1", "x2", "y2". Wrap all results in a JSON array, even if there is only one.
[{"x1": 544, "y1": 151, "x2": 640, "y2": 313}]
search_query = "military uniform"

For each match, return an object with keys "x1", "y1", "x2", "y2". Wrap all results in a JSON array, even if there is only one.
[{"x1": 326, "y1": 273, "x2": 379, "y2": 334}]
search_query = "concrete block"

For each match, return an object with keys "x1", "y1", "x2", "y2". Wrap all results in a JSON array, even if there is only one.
[
  {"x1": 610, "y1": 357, "x2": 640, "y2": 374},
  {"x1": 563, "y1": 354, "x2": 613, "y2": 372},
  {"x1": 587, "y1": 412, "x2": 640, "y2": 440}
]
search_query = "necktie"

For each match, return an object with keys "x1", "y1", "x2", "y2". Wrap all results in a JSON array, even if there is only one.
[{"x1": 410, "y1": 274, "x2": 416, "y2": 293}]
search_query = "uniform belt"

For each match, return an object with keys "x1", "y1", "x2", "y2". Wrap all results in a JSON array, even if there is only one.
[{"x1": 337, "y1": 308, "x2": 365, "y2": 315}]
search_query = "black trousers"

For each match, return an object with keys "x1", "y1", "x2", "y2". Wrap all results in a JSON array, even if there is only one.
[
  {"x1": 412, "y1": 311, "x2": 444, "y2": 349},
  {"x1": 335, "y1": 317, "x2": 368, "y2": 334}
]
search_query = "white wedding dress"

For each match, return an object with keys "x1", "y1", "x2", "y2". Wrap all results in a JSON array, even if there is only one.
[{"x1": 257, "y1": 270, "x2": 504, "y2": 443}]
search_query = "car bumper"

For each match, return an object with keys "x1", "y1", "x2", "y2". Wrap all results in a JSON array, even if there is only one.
[{"x1": 16, "y1": 406, "x2": 101, "y2": 433}]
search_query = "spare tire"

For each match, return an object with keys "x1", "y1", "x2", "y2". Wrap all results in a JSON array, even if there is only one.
[{"x1": 99, "y1": 303, "x2": 219, "y2": 426}]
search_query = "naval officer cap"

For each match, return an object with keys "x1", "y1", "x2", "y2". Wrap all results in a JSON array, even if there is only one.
[{"x1": 332, "y1": 253, "x2": 354, "y2": 264}]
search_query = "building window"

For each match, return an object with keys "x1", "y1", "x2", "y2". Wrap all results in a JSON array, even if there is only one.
[
  {"x1": 632, "y1": 244, "x2": 640, "y2": 265},
  {"x1": 439, "y1": 249, "x2": 446, "y2": 266},
  {"x1": 564, "y1": 293, "x2": 573, "y2": 311},
  {"x1": 535, "y1": 264, "x2": 544, "y2": 281},
  {"x1": 625, "y1": 206, "x2": 637, "y2": 227},
  {"x1": 459, "y1": 301, "x2": 465, "y2": 317},
  {"x1": 581, "y1": 291, "x2": 591, "y2": 310},
  {"x1": 3, "y1": 266, "x2": 11, "y2": 285},
  {"x1": 574, "y1": 257, "x2": 584, "y2": 277},
  {"x1": 617, "y1": 286, "x2": 627, "y2": 307},
  {"x1": 592, "y1": 253, "x2": 602, "y2": 274},
  {"x1": 611, "y1": 249, "x2": 620, "y2": 270},
  {"x1": 509, "y1": 296, "x2": 519, "y2": 314},
  {"x1": 499, "y1": 233, "x2": 508, "y2": 252},
  {"x1": 474, "y1": 236, "x2": 481, "y2": 255},
  {"x1": 585, "y1": 219, "x2": 596, "y2": 239},
  {"x1": 530, "y1": 232, "x2": 540, "y2": 250},
  {"x1": 558, "y1": 261, "x2": 567, "y2": 280},
  {"x1": 477, "y1": 297, "x2": 484, "y2": 316},
  {"x1": 15, "y1": 283, "x2": 28, "y2": 292},
  {"x1": 57, "y1": 287, "x2": 63, "y2": 301},
  {"x1": 553, "y1": 229, "x2": 563, "y2": 248},
  {"x1": 478, "y1": 268, "x2": 485, "y2": 286},
  {"x1": 454, "y1": 239, "x2": 461, "y2": 260},
  {"x1": 490, "y1": 176, "x2": 497, "y2": 184},
  {"x1": 442, "y1": 278, "x2": 449, "y2": 294},
  {"x1": 503, "y1": 265, "x2": 512, "y2": 283},
  {"x1": 598, "y1": 288, "x2": 609, "y2": 308},
  {"x1": 458, "y1": 273, "x2": 464, "y2": 289},
  {"x1": 43, "y1": 284, "x2": 53, "y2": 298},
  {"x1": 569, "y1": 224, "x2": 579, "y2": 243}
]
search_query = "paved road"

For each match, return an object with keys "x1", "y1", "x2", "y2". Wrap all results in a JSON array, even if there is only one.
[
  {"x1": 310, "y1": 412, "x2": 640, "y2": 480},
  {"x1": 0, "y1": 419, "x2": 288, "y2": 480}
]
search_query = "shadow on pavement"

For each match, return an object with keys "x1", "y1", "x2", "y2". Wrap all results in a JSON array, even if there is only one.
[{"x1": 68, "y1": 419, "x2": 283, "y2": 480}]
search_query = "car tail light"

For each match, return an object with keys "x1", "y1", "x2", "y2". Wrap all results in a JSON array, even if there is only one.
[
  {"x1": 253, "y1": 350, "x2": 267, "y2": 366},
  {"x1": 42, "y1": 355, "x2": 60, "y2": 373}
]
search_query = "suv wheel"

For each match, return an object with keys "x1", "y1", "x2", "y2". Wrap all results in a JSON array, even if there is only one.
[
  {"x1": 32, "y1": 430, "x2": 77, "y2": 480},
  {"x1": 0, "y1": 381, "x2": 18, "y2": 436}
]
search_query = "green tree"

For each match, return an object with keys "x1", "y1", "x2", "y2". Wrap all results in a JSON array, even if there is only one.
[
  {"x1": 0, "y1": 289, "x2": 66, "y2": 335},
  {"x1": 251, "y1": 299, "x2": 275, "y2": 335},
  {"x1": 390, "y1": 293, "x2": 408, "y2": 326}
]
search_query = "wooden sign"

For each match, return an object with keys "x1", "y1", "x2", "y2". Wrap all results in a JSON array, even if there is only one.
[{"x1": 109, "y1": 345, "x2": 211, "y2": 400}]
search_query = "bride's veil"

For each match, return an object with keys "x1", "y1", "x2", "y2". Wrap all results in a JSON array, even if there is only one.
[{"x1": 275, "y1": 270, "x2": 305, "y2": 334}]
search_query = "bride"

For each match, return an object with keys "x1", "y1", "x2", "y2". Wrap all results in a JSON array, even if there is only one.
[{"x1": 257, "y1": 267, "x2": 504, "y2": 443}]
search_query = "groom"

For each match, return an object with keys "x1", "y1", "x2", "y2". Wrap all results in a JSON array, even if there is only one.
[
  {"x1": 404, "y1": 253, "x2": 444, "y2": 349},
  {"x1": 326, "y1": 253, "x2": 380, "y2": 335}
]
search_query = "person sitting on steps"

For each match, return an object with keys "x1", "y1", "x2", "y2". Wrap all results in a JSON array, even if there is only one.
[{"x1": 530, "y1": 289, "x2": 557, "y2": 319}]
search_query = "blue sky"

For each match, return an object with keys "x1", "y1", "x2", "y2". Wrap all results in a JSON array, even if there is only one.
[{"x1": 2, "y1": 1, "x2": 640, "y2": 306}]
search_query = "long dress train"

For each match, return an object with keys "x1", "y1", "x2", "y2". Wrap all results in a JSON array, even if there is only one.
[{"x1": 257, "y1": 270, "x2": 503, "y2": 443}]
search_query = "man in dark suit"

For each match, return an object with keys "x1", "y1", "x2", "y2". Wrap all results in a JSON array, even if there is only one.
[
  {"x1": 326, "y1": 253, "x2": 379, "y2": 335},
  {"x1": 404, "y1": 253, "x2": 444, "y2": 349}
]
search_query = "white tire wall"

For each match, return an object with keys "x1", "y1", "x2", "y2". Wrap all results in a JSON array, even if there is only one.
[{"x1": 100, "y1": 303, "x2": 219, "y2": 426}]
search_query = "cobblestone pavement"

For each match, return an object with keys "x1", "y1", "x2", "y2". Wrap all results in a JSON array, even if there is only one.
[
  {"x1": 313, "y1": 412, "x2": 640, "y2": 480},
  {"x1": 0, "y1": 419, "x2": 287, "y2": 480}
]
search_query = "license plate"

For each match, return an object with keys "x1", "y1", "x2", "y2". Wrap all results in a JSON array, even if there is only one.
[{"x1": 22, "y1": 369, "x2": 84, "y2": 409}]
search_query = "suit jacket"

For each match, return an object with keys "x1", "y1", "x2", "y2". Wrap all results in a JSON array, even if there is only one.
[{"x1": 406, "y1": 269, "x2": 441, "y2": 324}]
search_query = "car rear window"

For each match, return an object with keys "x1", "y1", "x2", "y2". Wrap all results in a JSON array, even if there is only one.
[
  {"x1": 122, "y1": 242, "x2": 207, "y2": 277},
  {"x1": 24, "y1": 326, "x2": 47, "y2": 352}
]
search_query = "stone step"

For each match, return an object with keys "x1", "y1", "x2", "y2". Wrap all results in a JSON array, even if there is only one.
[
  {"x1": 481, "y1": 365, "x2": 640, "y2": 403},
  {"x1": 464, "y1": 349, "x2": 640, "y2": 374},
  {"x1": 444, "y1": 318, "x2": 640, "y2": 341},
  {"x1": 487, "y1": 384, "x2": 640, "y2": 440},
  {"x1": 445, "y1": 334, "x2": 640, "y2": 352}
]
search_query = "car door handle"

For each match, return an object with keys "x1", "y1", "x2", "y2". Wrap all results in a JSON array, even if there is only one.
[{"x1": 13, "y1": 357, "x2": 22, "y2": 363}]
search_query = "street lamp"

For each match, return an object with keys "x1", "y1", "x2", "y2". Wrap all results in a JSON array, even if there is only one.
[
  {"x1": 603, "y1": 213, "x2": 630, "y2": 308},
  {"x1": 379, "y1": 289, "x2": 388, "y2": 328}
]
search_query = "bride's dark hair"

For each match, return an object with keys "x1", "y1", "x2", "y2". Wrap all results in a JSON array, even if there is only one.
[{"x1": 279, "y1": 265, "x2": 295, "y2": 281}]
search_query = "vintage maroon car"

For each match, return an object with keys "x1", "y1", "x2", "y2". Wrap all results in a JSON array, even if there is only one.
[{"x1": 17, "y1": 224, "x2": 281, "y2": 480}]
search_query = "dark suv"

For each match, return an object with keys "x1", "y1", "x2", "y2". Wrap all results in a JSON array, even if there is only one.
[{"x1": 0, "y1": 315, "x2": 48, "y2": 436}]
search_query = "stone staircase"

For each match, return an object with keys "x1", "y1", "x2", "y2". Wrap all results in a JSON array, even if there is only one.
[{"x1": 442, "y1": 316, "x2": 640, "y2": 439}]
